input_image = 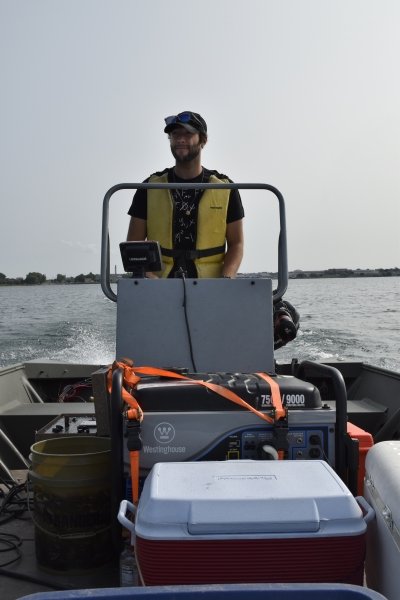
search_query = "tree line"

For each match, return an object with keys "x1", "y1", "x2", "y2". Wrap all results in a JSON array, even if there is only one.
[{"x1": 0, "y1": 272, "x2": 99, "y2": 285}]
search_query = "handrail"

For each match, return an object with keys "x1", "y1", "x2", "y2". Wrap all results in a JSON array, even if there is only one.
[
  {"x1": 101, "y1": 183, "x2": 288, "y2": 303},
  {"x1": 297, "y1": 361, "x2": 350, "y2": 487}
]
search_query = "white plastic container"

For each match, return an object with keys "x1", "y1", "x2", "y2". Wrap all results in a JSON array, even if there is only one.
[
  {"x1": 364, "y1": 440, "x2": 400, "y2": 600},
  {"x1": 119, "y1": 460, "x2": 373, "y2": 586}
]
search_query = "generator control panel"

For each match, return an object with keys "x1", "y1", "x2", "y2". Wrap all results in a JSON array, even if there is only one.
[
  {"x1": 197, "y1": 425, "x2": 332, "y2": 463},
  {"x1": 124, "y1": 423, "x2": 335, "y2": 503}
]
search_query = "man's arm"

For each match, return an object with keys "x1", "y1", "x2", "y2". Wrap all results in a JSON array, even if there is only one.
[
  {"x1": 127, "y1": 216, "x2": 147, "y2": 241},
  {"x1": 221, "y1": 219, "x2": 244, "y2": 278}
]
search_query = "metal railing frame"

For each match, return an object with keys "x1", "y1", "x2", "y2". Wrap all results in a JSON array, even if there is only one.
[
  {"x1": 297, "y1": 360, "x2": 357, "y2": 493},
  {"x1": 101, "y1": 183, "x2": 288, "y2": 303}
]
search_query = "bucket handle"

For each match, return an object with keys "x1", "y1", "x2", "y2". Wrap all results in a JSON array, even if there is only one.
[
  {"x1": 118, "y1": 499, "x2": 136, "y2": 534},
  {"x1": 355, "y1": 495, "x2": 375, "y2": 524},
  {"x1": 26, "y1": 472, "x2": 111, "y2": 540}
]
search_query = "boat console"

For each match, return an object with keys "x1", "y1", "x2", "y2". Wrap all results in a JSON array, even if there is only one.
[{"x1": 98, "y1": 181, "x2": 374, "y2": 554}]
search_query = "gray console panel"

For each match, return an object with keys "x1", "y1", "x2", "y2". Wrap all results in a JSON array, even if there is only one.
[{"x1": 116, "y1": 278, "x2": 274, "y2": 373}]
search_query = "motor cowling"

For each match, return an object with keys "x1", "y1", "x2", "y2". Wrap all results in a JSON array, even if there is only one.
[{"x1": 273, "y1": 299, "x2": 300, "y2": 350}]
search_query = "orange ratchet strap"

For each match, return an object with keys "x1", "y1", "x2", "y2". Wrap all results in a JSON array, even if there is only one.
[
  {"x1": 108, "y1": 362, "x2": 287, "y2": 426},
  {"x1": 107, "y1": 361, "x2": 143, "y2": 421},
  {"x1": 108, "y1": 362, "x2": 288, "y2": 496},
  {"x1": 131, "y1": 365, "x2": 275, "y2": 425},
  {"x1": 255, "y1": 372, "x2": 286, "y2": 421},
  {"x1": 256, "y1": 372, "x2": 287, "y2": 460},
  {"x1": 107, "y1": 361, "x2": 144, "y2": 504}
]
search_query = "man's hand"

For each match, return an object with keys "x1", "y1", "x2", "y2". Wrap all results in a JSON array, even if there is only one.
[{"x1": 221, "y1": 219, "x2": 244, "y2": 278}]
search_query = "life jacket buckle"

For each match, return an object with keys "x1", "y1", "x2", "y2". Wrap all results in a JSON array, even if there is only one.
[{"x1": 185, "y1": 250, "x2": 200, "y2": 260}]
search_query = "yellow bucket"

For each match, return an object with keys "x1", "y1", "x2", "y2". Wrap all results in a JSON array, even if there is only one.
[{"x1": 29, "y1": 436, "x2": 115, "y2": 574}]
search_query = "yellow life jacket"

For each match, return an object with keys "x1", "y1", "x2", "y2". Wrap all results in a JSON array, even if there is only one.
[{"x1": 147, "y1": 172, "x2": 230, "y2": 278}]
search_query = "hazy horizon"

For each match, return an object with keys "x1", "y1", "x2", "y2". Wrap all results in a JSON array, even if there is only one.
[{"x1": 2, "y1": 265, "x2": 398, "y2": 282}]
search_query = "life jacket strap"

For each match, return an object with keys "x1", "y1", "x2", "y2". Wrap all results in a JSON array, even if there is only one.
[{"x1": 160, "y1": 245, "x2": 225, "y2": 260}]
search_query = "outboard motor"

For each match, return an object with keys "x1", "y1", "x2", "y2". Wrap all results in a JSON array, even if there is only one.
[{"x1": 273, "y1": 299, "x2": 300, "y2": 349}]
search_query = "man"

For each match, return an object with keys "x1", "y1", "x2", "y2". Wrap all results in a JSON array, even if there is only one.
[{"x1": 127, "y1": 111, "x2": 244, "y2": 278}]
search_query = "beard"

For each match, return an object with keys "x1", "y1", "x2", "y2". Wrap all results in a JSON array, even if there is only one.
[{"x1": 171, "y1": 142, "x2": 202, "y2": 163}]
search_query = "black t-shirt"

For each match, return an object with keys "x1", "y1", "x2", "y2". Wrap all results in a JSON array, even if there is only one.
[{"x1": 128, "y1": 168, "x2": 244, "y2": 278}]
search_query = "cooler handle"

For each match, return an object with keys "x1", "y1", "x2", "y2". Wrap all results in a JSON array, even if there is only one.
[
  {"x1": 355, "y1": 495, "x2": 375, "y2": 524},
  {"x1": 118, "y1": 499, "x2": 136, "y2": 532}
]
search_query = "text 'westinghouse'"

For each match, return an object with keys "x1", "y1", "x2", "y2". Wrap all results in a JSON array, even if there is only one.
[{"x1": 143, "y1": 446, "x2": 186, "y2": 454}]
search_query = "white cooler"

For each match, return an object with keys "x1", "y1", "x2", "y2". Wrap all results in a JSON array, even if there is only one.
[
  {"x1": 364, "y1": 440, "x2": 400, "y2": 600},
  {"x1": 119, "y1": 460, "x2": 373, "y2": 586}
]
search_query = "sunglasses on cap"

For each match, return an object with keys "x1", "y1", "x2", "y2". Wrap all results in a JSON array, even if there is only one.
[{"x1": 164, "y1": 112, "x2": 203, "y2": 127}]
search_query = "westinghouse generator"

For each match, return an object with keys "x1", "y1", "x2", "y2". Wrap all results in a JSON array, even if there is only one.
[{"x1": 99, "y1": 181, "x2": 373, "y2": 584}]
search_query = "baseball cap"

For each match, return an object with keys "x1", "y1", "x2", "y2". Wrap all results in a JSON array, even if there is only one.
[{"x1": 164, "y1": 111, "x2": 207, "y2": 135}]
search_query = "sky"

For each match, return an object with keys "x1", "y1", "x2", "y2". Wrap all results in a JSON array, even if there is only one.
[{"x1": 1, "y1": 0, "x2": 399, "y2": 279}]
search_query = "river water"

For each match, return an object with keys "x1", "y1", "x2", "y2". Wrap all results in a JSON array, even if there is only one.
[{"x1": 0, "y1": 278, "x2": 399, "y2": 372}]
